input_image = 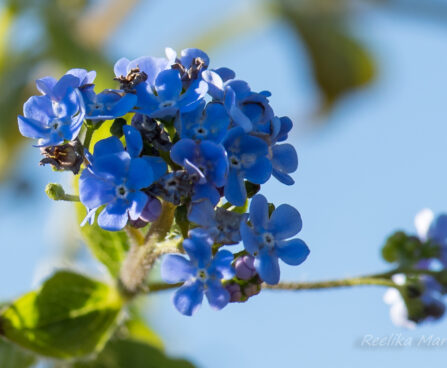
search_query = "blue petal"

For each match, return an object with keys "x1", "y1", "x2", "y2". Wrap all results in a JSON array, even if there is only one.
[
  {"x1": 161, "y1": 254, "x2": 195, "y2": 283},
  {"x1": 244, "y1": 156, "x2": 272, "y2": 184},
  {"x1": 183, "y1": 232, "x2": 212, "y2": 267},
  {"x1": 93, "y1": 137, "x2": 124, "y2": 159},
  {"x1": 79, "y1": 170, "x2": 115, "y2": 209},
  {"x1": 202, "y1": 102, "x2": 230, "y2": 142},
  {"x1": 184, "y1": 159, "x2": 206, "y2": 184},
  {"x1": 272, "y1": 169, "x2": 295, "y2": 186},
  {"x1": 36, "y1": 77, "x2": 56, "y2": 95},
  {"x1": 205, "y1": 280, "x2": 230, "y2": 311},
  {"x1": 114, "y1": 57, "x2": 130, "y2": 77},
  {"x1": 224, "y1": 170, "x2": 246, "y2": 206},
  {"x1": 92, "y1": 151, "x2": 131, "y2": 180},
  {"x1": 192, "y1": 183, "x2": 220, "y2": 206},
  {"x1": 254, "y1": 250, "x2": 280, "y2": 285},
  {"x1": 224, "y1": 87, "x2": 252, "y2": 132},
  {"x1": 276, "y1": 239, "x2": 310, "y2": 265},
  {"x1": 199, "y1": 141, "x2": 228, "y2": 187},
  {"x1": 249, "y1": 194, "x2": 269, "y2": 230},
  {"x1": 127, "y1": 191, "x2": 149, "y2": 220},
  {"x1": 23, "y1": 95, "x2": 53, "y2": 123},
  {"x1": 214, "y1": 67, "x2": 235, "y2": 82},
  {"x1": 269, "y1": 204, "x2": 302, "y2": 240},
  {"x1": 142, "y1": 156, "x2": 167, "y2": 181},
  {"x1": 226, "y1": 80, "x2": 251, "y2": 99},
  {"x1": 188, "y1": 199, "x2": 216, "y2": 227},
  {"x1": 155, "y1": 69, "x2": 182, "y2": 101},
  {"x1": 208, "y1": 250, "x2": 234, "y2": 280},
  {"x1": 240, "y1": 222, "x2": 260, "y2": 254},
  {"x1": 276, "y1": 116, "x2": 293, "y2": 142},
  {"x1": 123, "y1": 125, "x2": 143, "y2": 158},
  {"x1": 130, "y1": 56, "x2": 170, "y2": 87},
  {"x1": 178, "y1": 80, "x2": 208, "y2": 112},
  {"x1": 98, "y1": 200, "x2": 129, "y2": 231},
  {"x1": 52, "y1": 74, "x2": 80, "y2": 101},
  {"x1": 67, "y1": 68, "x2": 96, "y2": 85},
  {"x1": 173, "y1": 280, "x2": 204, "y2": 316},
  {"x1": 202, "y1": 70, "x2": 224, "y2": 100},
  {"x1": 170, "y1": 139, "x2": 196, "y2": 166},
  {"x1": 127, "y1": 158, "x2": 154, "y2": 189},
  {"x1": 272, "y1": 144, "x2": 298, "y2": 173},
  {"x1": 180, "y1": 48, "x2": 209, "y2": 68},
  {"x1": 165, "y1": 47, "x2": 177, "y2": 63},
  {"x1": 17, "y1": 116, "x2": 51, "y2": 139}
]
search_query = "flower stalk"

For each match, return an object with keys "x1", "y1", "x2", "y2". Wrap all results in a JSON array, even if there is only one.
[{"x1": 118, "y1": 201, "x2": 176, "y2": 298}]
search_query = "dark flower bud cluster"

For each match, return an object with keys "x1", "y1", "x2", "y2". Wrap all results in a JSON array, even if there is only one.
[
  {"x1": 383, "y1": 210, "x2": 447, "y2": 327},
  {"x1": 17, "y1": 47, "x2": 309, "y2": 316}
]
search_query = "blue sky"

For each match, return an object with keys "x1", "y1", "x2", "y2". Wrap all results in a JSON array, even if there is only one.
[{"x1": 1, "y1": 0, "x2": 447, "y2": 366}]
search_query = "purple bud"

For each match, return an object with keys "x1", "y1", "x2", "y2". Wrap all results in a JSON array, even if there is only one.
[
  {"x1": 235, "y1": 255, "x2": 257, "y2": 280},
  {"x1": 140, "y1": 196, "x2": 162, "y2": 222},
  {"x1": 225, "y1": 282, "x2": 243, "y2": 303}
]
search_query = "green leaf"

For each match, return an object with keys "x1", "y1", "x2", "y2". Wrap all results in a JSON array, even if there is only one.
[
  {"x1": 72, "y1": 338, "x2": 195, "y2": 368},
  {"x1": 279, "y1": 0, "x2": 375, "y2": 108},
  {"x1": 0, "y1": 271, "x2": 123, "y2": 359},
  {"x1": 124, "y1": 316, "x2": 164, "y2": 350},
  {"x1": 76, "y1": 203, "x2": 129, "y2": 278},
  {"x1": 0, "y1": 338, "x2": 36, "y2": 368}
]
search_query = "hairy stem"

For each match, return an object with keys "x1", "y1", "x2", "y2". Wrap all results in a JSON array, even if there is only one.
[
  {"x1": 119, "y1": 201, "x2": 176, "y2": 298},
  {"x1": 146, "y1": 276, "x2": 399, "y2": 294},
  {"x1": 263, "y1": 277, "x2": 397, "y2": 291}
]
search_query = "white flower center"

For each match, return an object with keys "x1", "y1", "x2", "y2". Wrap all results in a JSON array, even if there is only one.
[{"x1": 115, "y1": 184, "x2": 128, "y2": 199}]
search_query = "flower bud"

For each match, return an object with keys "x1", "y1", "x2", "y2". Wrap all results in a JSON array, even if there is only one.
[
  {"x1": 45, "y1": 183, "x2": 66, "y2": 201},
  {"x1": 234, "y1": 255, "x2": 257, "y2": 280},
  {"x1": 225, "y1": 282, "x2": 243, "y2": 303}
]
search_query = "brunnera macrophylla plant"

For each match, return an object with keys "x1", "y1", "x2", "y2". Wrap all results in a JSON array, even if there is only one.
[{"x1": 3, "y1": 47, "x2": 447, "y2": 363}]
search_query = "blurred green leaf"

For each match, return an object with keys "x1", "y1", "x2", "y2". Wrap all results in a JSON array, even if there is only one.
[
  {"x1": 124, "y1": 315, "x2": 164, "y2": 350},
  {"x1": 76, "y1": 203, "x2": 130, "y2": 278},
  {"x1": 278, "y1": 0, "x2": 376, "y2": 108},
  {"x1": 0, "y1": 271, "x2": 123, "y2": 359},
  {"x1": 71, "y1": 338, "x2": 195, "y2": 368},
  {"x1": 0, "y1": 338, "x2": 36, "y2": 368}
]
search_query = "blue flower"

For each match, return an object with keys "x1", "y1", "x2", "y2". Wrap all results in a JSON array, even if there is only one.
[
  {"x1": 114, "y1": 55, "x2": 171, "y2": 90},
  {"x1": 171, "y1": 138, "x2": 228, "y2": 205},
  {"x1": 188, "y1": 199, "x2": 245, "y2": 245},
  {"x1": 240, "y1": 194, "x2": 309, "y2": 284},
  {"x1": 80, "y1": 87, "x2": 137, "y2": 121},
  {"x1": 133, "y1": 69, "x2": 208, "y2": 119},
  {"x1": 79, "y1": 125, "x2": 167, "y2": 231},
  {"x1": 222, "y1": 127, "x2": 272, "y2": 206},
  {"x1": 203, "y1": 71, "x2": 273, "y2": 132},
  {"x1": 161, "y1": 230, "x2": 234, "y2": 315},
  {"x1": 18, "y1": 73, "x2": 85, "y2": 146},
  {"x1": 177, "y1": 101, "x2": 230, "y2": 143},
  {"x1": 166, "y1": 47, "x2": 210, "y2": 89}
]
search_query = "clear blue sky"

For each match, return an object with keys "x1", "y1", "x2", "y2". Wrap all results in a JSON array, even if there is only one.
[{"x1": 1, "y1": 0, "x2": 447, "y2": 366}]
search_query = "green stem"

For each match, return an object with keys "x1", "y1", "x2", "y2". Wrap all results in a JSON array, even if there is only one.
[
  {"x1": 119, "y1": 202, "x2": 176, "y2": 298},
  {"x1": 83, "y1": 125, "x2": 94, "y2": 150},
  {"x1": 263, "y1": 277, "x2": 397, "y2": 291},
  {"x1": 144, "y1": 268, "x2": 444, "y2": 295}
]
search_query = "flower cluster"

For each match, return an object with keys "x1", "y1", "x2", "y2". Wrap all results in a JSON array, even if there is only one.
[
  {"x1": 383, "y1": 209, "x2": 447, "y2": 327},
  {"x1": 18, "y1": 47, "x2": 309, "y2": 316}
]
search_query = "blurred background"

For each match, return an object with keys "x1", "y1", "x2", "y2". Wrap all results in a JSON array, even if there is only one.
[{"x1": 1, "y1": 0, "x2": 447, "y2": 366}]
